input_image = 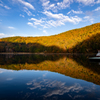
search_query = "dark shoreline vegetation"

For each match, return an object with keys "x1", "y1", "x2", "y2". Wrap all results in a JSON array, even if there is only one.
[{"x1": 0, "y1": 23, "x2": 100, "y2": 53}]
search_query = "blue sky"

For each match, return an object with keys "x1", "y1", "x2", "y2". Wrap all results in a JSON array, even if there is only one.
[{"x1": 0, "y1": 0, "x2": 100, "y2": 38}]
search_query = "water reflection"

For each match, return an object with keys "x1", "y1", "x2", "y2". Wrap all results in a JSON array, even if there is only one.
[
  {"x1": 0, "y1": 54, "x2": 100, "y2": 85},
  {"x1": 0, "y1": 69, "x2": 100, "y2": 100},
  {"x1": 0, "y1": 54, "x2": 100, "y2": 99}
]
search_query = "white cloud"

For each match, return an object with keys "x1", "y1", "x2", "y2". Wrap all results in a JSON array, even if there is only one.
[
  {"x1": 28, "y1": 11, "x2": 82, "y2": 29},
  {"x1": 0, "y1": 33, "x2": 5, "y2": 36},
  {"x1": 8, "y1": 26, "x2": 15, "y2": 29},
  {"x1": 0, "y1": 3, "x2": 10, "y2": 9},
  {"x1": 0, "y1": 33, "x2": 15, "y2": 38},
  {"x1": 40, "y1": 0, "x2": 57, "y2": 12},
  {"x1": 76, "y1": 0, "x2": 95, "y2": 5},
  {"x1": 20, "y1": 14, "x2": 25, "y2": 17},
  {"x1": 67, "y1": 10, "x2": 83, "y2": 15},
  {"x1": 23, "y1": 7, "x2": 32, "y2": 16},
  {"x1": 96, "y1": 0, "x2": 100, "y2": 3},
  {"x1": 84, "y1": 16, "x2": 94, "y2": 23},
  {"x1": 0, "y1": 3, "x2": 3, "y2": 6},
  {"x1": 29, "y1": 18, "x2": 44, "y2": 25},
  {"x1": 27, "y1": 22, "x2": 36, "y2": 28},
  {"x1": 43, "y1": 11, "x2": 82, "y2": 24},
  {"x1": 4, "y1": 5, "x2": 10, "y2": 9},
  {"x1": 57, "y1": 0, "x2": 73, "y2": 9},
  {"x1": 18, "y1": 0, "x2": 35, "y2": 10},
  {"x1": 42, "y1": 0, "x2": 50, "y2": 7},
  {"x1": 41, "y1": 0, "x2": 73, "y2": 12},
  {"x1": 43, "y1": 11, "x2": 65, "y2": 19},
  {"x1": 94, "y1": 7, "x2": 100, "y2": 11},
  {"x1": 43, "y1": 30, "x2": 48, "y2": 35}
]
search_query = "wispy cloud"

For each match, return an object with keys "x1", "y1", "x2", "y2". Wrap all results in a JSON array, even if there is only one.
[
  {"x1": 18, "y1": 0, "x2": 35, "y2": 10},
  {"x1": 20, "y1": 14, "x2": 25, "y2": 17},
  {"x1": 28, "y1": 18, "x2": 44, "y2": 26},
  {"x1": 43, "y1": 11, "x2": 82, "y2": 24},
  {"x1": 4, "y1": 5, "x2": 11, "y2": 9},
  {"x1": 96, "y1": 0, "x2": 100, "y2": 3},
  {"x1": 40, "y1": 0, "x2": 57, "y2": 12},
  {"x1": 67, "y1": 10, "x2": 83, "y2": 15},
  {"x1": 27, "y1": 22, "x2": 36, "y2": 28},
  {"x1": 76, "y1": 0, "x2": 95, "y2": 5},
  {"x1": 41, "y1": 0, "x2": 73, "y2": 12},
  {"x1": 28, "y1": 12, "x2": 82, "y2": 29},
  {"x1": 23, "y1": 7, "x2": 32, "y2": 16},
  {"x1": 94, "y1": 6, "x2": 100, "y2": 11},
  {"x1": 57, "y1": 0, "x2": 73, "y2": 9},
  {"x1": 84, "y1": 16, "x2": 94, "y2": 23},
  {"x1": 0, "y1": 3, "x2": 10, "y2": 9},
  {"x1": 8, "y1": 26, "x2": 15, "y2": 29}
]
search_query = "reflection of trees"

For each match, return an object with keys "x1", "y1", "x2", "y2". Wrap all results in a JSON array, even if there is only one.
[
  {"x1": 0, "y1": 54, "x2": 100, "y2": 85},
  {"x1": 0, "y1": 54, "x2": 64, "y2": 65}
]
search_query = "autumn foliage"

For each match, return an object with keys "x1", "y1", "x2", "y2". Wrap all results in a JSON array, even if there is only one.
[{"x1": 0, "y1": 23, "x2": 100, "y2": 53}]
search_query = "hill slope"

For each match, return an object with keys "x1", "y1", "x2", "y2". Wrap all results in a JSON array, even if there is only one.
[{"x1": 0, "y1": 23, "x2": 100, "y2": 53}]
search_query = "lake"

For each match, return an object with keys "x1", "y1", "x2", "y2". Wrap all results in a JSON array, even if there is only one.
[{"x1": 0, "y1": 54, "x2": 100, "y2": 100}]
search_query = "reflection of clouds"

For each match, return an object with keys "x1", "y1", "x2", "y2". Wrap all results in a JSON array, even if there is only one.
[
  {"x1": 0, "y1": 68, "x2": 13, "y2": 73},
  {"x1": 26, "y1": 78, "x2": 98, "y2": 99},
  {"x1": 0, "y1": 70, "x2": 4, "y2": 73},
  {"x1": 26, "y1": 79, "x2": 85, "y2": 99},
  {"x1": 6, "y1": 78, "x2": 13, "y2": 81},
  {"x1": 43, "y1": 72, "x2": 48, "y2": 77},
  {"x1": 68, "y1": 94, "x2": 84, "y2": 99},
  {"x1": 22, "y1": 92, "x2": 32, "y2": 100},
  {"x1": 44, "y1": 82, "x2": 83, "y2": 97},
  {"x1": 85, "y1": 84, "x2": 96, "y2": 92}
]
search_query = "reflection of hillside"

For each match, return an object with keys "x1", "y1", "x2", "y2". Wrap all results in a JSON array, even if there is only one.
[
  {"x1": 0, "y1": 54, "x2": 65, "y2": 65},
  {"x1": 0, "y1": 54, "x2": 100, "y2": 85}
]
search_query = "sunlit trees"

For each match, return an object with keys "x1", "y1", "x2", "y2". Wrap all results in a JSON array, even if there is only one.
[{"x1": 0, "y1": 23, "x2": 100, "y2": 53}]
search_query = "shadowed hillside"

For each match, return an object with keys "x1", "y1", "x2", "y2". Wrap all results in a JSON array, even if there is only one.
[
  {"x1": 0, "y1": 23, "x2": 100, "y2": 53},
  {"x1": 0, "y1": 42, "x2": 65, "y2": 53},
  {"x1": 68, "y1": 33, "x2": 100, "y2": 53}
]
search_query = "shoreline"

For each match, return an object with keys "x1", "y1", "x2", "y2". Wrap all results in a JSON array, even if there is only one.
[{"x1": 0, "y1": 52, "x2": 96, "y2": 55}]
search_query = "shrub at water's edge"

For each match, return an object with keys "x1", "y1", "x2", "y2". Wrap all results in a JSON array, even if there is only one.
[{"x1": 0, "y1": 23, "x2": 100, "y2": 53}]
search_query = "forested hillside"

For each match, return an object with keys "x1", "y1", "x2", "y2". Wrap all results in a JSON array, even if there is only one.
[{"x1": 0, "y1": 23, "x2": 100, "y2": 53}]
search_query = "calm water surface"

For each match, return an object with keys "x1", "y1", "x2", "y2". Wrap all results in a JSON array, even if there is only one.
[{"x1": 0, "y1": 54, "x2": 100, "y2": 100}]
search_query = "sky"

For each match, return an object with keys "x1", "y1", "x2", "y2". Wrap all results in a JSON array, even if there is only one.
[{"x1": 0, "y1": 0, "x2": 100, "y2": 38}]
